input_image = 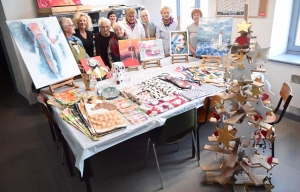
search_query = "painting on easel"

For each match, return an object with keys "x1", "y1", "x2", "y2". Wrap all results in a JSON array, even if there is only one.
[
  {"x1": 170, "y1": 31, "x2": 189, "y2": 55},
  {"x1": 118, "y1": 39, "x2": 140, "y2": 67},
  {"x1": 7, "y1": 17, "x2": 80, "y2": 89},
  {"x1": 36, "y1": 0, "x2": 82, "y2": 8},
  {"x1": 196, "y1": 17, "x2": 233, "y2": 56},
  {"x1": 139, "y1": 39, "x2": 164, "y2": 61}
]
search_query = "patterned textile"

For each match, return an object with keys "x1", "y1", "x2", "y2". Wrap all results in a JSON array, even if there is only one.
[
  {"x1": 180, "y1": 84, "x2": 222, "y2": 101},
  {"x1": 54, "y1": 90, "x2": 82, "y2": 106}
]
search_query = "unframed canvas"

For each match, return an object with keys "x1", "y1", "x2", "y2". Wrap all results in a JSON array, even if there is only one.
[
  {"x1": 118, "y1": 39, "x2": 140, "y2": 67},
  {"x1": 196, "y1": 17, "x2": 233, "y2": 56},
  {"x1": 170, "y1": 30, "x2": 189, "y2": 55},
  {"x1": 139, "y1": 39, "x2": 165, "y2": 61},
  {"x1": 7, "y1": 17, "x2": 80, "y2": 89}
]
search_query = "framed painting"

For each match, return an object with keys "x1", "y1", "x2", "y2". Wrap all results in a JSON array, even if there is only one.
[
  {"x1": 139, "y1": 39, "x2": 165, "y2": 61},
  {"x1": 118, "y1": 39, "x2": 140, "y2": 67},
  {"x1": 37, "y1": 0, "x2": 82, "y2": 8},
  {"x1": 170, "y1": 30, "x2": 189, "y2": 55},
  {"x1": 7, "y1": 17, "x2": 80, "y2": 89},
  {"x1": 80, "y1": 56, "x2": 111, "y2": 80},
  {"x1": 196, "y1": 17, "x2": 233, "y2": 56}
]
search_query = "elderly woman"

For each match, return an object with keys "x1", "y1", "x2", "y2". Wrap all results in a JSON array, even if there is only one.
[
  {"x1": 187, "y1": 8, "x2": 202, "y2": 57},
  {"x1": 73, "y1": 12, "x2": 94, "y2": 57},
  {"x1": 95, "y1": 17, "x2": 114, "y2": 68},
  {"x1": 107, "y1": 11, "x2": 118, "y2": 32},
  {"x1": 139, "y1": 8, "x2": 157, "y2": 38},
  {"x1": 156, "y1": 6, "x2": 178, "y2": 56},
  {"x1": 108, "y1": 22, "x2": 128, "y2": 67},
  {"x1": 58, "y1": 17, "x2": 88, "y2": 65},
  {"x1": 122, "y1": 8, "x2": 145, "y2": 40}
]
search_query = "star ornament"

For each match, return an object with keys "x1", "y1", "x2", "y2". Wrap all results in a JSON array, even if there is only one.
[
  {"x1": 251, "y1": 86, "x2": 261, "y2": 97},
  {"x1": 248, "y1": 43, "x2": 270, "y2": 64},
  {"x1": 217, "y1": 126, "x2": 235, "y2": 149},
  {"x1": 237, "y1": 20, "x2": 252, "y2": 33},
  {"x1": 236, "y1": 92, "x2": 246, "y2": 103},
  {"x1": 234, "y1": 118, "x2": 257, "y2": 141},
  {"x1": 235, "y1": 173, "x2": 244, "y2": 184},
  {"x1": 250, "y1": 98, "x2": 272, "y2": 120},
  {"x1": 241, "y1": 56, "x2": 257, "y2": 81},
  {"x1": 224, "y1": 53, "x2": 235, "y2": 70}
]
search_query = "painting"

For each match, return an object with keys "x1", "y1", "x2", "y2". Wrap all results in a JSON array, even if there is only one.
[
  {"x1": 139, "y1": 39, "x2": 164, "y2": 61},
  {"x1": 196, "y1": 17, "x2": 233, "y2": 56},
  {"x1": 170, "y1": 31, "x2": 189, "y2": 55},
  {"x1": 118, "y1": 39, "x2": 140, "y2": 67},
  {"x1": 80, "y1": 56, "x2": 111, "y2": 81},
  {"x1": 7, "y1": 17, "x2": 80, "y2": 89},
  {"x1": 37, "y1": 0, "x2": 82, "y2": 8}
]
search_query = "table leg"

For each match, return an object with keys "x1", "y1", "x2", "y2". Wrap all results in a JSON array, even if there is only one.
[
  {"x1": 192, "y1": 130, "x2": 195, "y2": 158},
  {"x1": 83, "y1": 159, "x2": 92, "y2": 192},
  {"x1": 61, "y1": 134, "x2": 75, "y2": 177}
]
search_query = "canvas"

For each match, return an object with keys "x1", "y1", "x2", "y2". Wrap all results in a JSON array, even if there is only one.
[
  {"x1": 170, "y1": 30, "x2": 189, "y2": 55},
  {"x1": 118, "y1": 39, "x2": 140, "y2": 67},
  {"x1": 7, "y1": 17, "x2": 80, "y2": 89},
  {"x1": 196, "y1": 17, "x2": 233, "y2": 56},
  {"x1": 37, "y1": 0, "x2": 82, "y2": 8},
  {"x1": 139, "y1": 39, "x2": 164, "y2": 61},
  {"x1": 80, "y1": 56, "x2": 111, "y2": 81}
]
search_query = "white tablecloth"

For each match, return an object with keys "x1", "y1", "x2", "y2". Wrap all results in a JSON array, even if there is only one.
[{"x1": 50, "y1": 57, "x2": 221, "y2": 176}]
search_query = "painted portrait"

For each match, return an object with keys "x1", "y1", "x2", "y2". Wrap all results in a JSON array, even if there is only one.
[
  {"x1": 80, "y1": 56, "x2": 111, "y2": 81},
  {"x1": 139, "y1": 39, "x2": 164, "y2": 61},
  {"x1": 37, "y1": 0, "x2": 82, "y2": 8},
  {"x1": 170, "y1": 31, "x2": 189, "y2": 55},
  {"x1": 196, "y1": 17, "x2": 233, "y2": 56},
  {"x1": 118, "y1": 39, "x2": 140, "y2": 67},
  {"x1": 7, "y1": 17, "x2": 80, "y2": 89}
]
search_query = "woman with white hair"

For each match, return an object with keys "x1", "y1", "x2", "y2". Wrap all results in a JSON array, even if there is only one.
[
  {"x1": 139, "y1": 8, "x2": 156, "y2": 38},
  {"x1": 95, "y1": 17, "x2": 114, "y2": 68},
  {"x1": 107, "y1": 22, "x2": 128, "y2": 67},
  {"x1": 156, "y1": 6, "x2": 178, "y2": 56},
  {"x1": 121, "y1": 8, "x2": 145, "y2": 40}
]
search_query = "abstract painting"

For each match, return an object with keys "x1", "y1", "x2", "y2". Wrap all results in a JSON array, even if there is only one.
[
  {"x1": 196, "y1": 17, "x2": 233, "y2": 56},
  {"x1": 139, "y1": 39, "x2": 164, "y2": 61},
  {"x1": 7, "y1": 17, "x2": 80, "y2": 89},
  {"x1": 170, "y1": 30, "x2": 189, "y2": 55},
  {"x1": 37, "y1": 0, "x2": 82, "y2": 8},
  {"x1": 118, "y1": 39, "x2": 140, "y2": 67}
]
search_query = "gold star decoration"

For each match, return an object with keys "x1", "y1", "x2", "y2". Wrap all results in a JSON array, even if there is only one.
[
  {"x1": 236, "y1": 92, "x2": 246, "y2": 103},
  {"x1": 254, "y1": 77, "x2": 262, "y2": 83},
  {"x1": 217, "y1": 126, "x2": 235, "y2": 149},
  {"x1": 235, "y1": 53, "x2": 245, "y2": 63},
  {"x1": 238, "y1": 63, "x2": 245, "y2": 69},
  {"x1": 251, "y1": 86, "x2": 261, "y2": 97},
  {"x1": 237, "y1": 20, "x2": 252, "y2": 33}
]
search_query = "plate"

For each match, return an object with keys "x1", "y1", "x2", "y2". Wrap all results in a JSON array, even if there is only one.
[{"x1": 98, "y1": 86, "x2": 120, "y2": 100}]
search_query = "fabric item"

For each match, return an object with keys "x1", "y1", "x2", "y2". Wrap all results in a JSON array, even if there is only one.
[
  {"x1": 95, "y1": 32, "x2": 115, "y2": 68},
  {"x1": 180, "y1": 84, "x2": 222, "y2": 101},
  {"x1": 156, "y1": 21, "x2": 178, "y2": 54},
  {"x1": 74, "y1": 29, "x2": 94, "y2": 57},
  {"x1": 142, "y1": 22, "x2": 157, "y2": 38},
  {"x1": 139, "y1": 93, "x2": 187, "y2": 117},
  {"x1": 121, "y1": 19, "x2": 145, "y2": 40},
  {"x1": 107, "y1": 33, "x2": 128, "y2": 66},
  {"x1": 68, "y1": 42, "x2": 87, "y2": 64},
  {"x1": 186, "y1": 23, "x2": 198, "y2": 55},
  {"x1": 54, "y1": 90, "x2": 82, "y2": 106},
  {"x1": 162, "y1": 17, "x2": 174, "y2": 27},
  {"x1": 118, "y1": 105, "x2": 138, "y2": 114},
  {"x1": 126, "y1": 112, "x2": 149, "y2": 125}
]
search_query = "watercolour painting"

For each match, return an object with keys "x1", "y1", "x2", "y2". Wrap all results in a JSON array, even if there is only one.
[
  {"x1": 196, "y1": 17, "x2": 233, "y2": 56},
  {"x1": 7, "y1": 17, "x2": 80, "y2": 89},
  {"x1": 37, "y1": 0, "x2": 82, "y2": 8},
  {"x1": 139, "y1": 39, "x2": 164, "y2": 61},
  {"x1": 170, "y1": 30, "x2": 189, "y2": 55},
  {"x1": 118, "y1": 39, "x2": 140, "y2": 67}
]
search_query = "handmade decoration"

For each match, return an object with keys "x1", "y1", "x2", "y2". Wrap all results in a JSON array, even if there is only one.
[{"x1": 111, "y1": 62, "x2": 126, "y2": 84}]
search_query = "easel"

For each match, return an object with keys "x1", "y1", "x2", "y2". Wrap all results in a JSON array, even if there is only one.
[
  {"x1": 41, "y1": 77, "x2": 79, "y2": 96},
  {"x1": 127, "y1": 65, "x2": 139, "y2": 72},
  {"x1": 140, "y1": 23, "x2": 162, "y2": 69},
  {"x1": 171, "y1": 54, "x2": 189, "y2": 64},
  {"x1": 201, "y1": 55, "x2": 221, "y2": 65}
]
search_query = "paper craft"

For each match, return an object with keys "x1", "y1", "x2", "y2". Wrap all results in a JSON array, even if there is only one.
[
  {"x1": 119, "y1": 39, "x2": 140, "y2": 67},
  {"x1": 139, "y1": 39, "x2": 165, "y2": 61},
  {"x1": 37, "y1": 0, "x2": 82, "y2": 8}
]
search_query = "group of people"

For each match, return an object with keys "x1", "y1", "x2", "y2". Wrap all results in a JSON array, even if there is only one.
[{"x1": 58, "y1": 6, "x2": 203, "y2": 71}]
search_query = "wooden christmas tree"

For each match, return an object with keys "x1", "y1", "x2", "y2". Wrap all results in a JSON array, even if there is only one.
[{"x1": 202, "y1": 4, "x2": 277, "y2": 192}]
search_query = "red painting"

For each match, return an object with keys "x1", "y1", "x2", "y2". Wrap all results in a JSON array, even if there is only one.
[
  {"x1": 118, "y1": 39, "x2": 140, "y2": 67},
  {"x1": 37, "y1": 0, "x2": 82, "y2": 8}
]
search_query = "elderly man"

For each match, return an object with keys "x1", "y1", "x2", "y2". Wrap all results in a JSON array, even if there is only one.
[{"x1": 58, "y1": 17, "x2": 89, "y2": 65}]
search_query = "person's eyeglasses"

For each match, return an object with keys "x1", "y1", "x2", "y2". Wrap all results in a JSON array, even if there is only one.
[
  {"x1": 65, "y1": 24, "x2": 75, "y2": 27},
  {"x1": 140, "y1": 8, "x2": 145, "y2": 11}
]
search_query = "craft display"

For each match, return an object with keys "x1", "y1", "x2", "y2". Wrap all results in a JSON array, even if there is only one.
[
  {"x1": 111, "y1": 62, "x2": 126, "y2": 84},
  {"x1": 202, "y1": 4, "x2": 277, "y2": 191}
]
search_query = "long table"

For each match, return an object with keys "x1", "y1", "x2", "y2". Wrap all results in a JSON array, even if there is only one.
[{"x1": 49, "y1": 57, "x2": 221, "y2": 185}]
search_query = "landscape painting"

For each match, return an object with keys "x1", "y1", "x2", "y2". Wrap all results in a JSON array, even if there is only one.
[
  {"x1": 7, "y1": 17, "x2": 80, "y2": 89},
  {"x1": 118, "y1": 39, "x2": 140, "y2": 67},
  {"x1": 37, "y1": 0, "x2": 82, "y2": 8},
  {"x1": 139, "y1": 39, "x2": 164, "y2": 61},
  {"x1": 170, "y1": 30, "x2": 189, "y2": 55},
  {"x1": 196, "y1": 17, "x2": 233, "y2": 56}
]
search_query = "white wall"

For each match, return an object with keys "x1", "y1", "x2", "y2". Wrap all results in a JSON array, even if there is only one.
[{"x1": 142, "y1": 0, "x2": 162, "y2": 25}]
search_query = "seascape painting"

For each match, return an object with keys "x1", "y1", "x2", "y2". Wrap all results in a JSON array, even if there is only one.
[
  {"x1": 37, "y1": 0, "x2": 82, "y2": 8},
  {"x1": 139, "y1": 39, "x2": 164, "y2": 61},
  {"x1": 170, "y1": 31, "x2": 189, "y2": 55},
  {"x1": 7, "y1": 17, "x2": 80, "y2": 89},
  {"x1": 196, "y1": 17, "x2": 233, "y2": 56},
  {"x1": 118, "y1": 39, "x2": 140, "y2": 67}
]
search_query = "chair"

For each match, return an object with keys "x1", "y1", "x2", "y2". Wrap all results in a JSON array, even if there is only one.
[
  {"x1": 265, "y1": 82, "x2": 293, "y2": 157},
  {"x1": 37, "y1": 93, "x2": 74, "y2": 176},
  {"x1": 194, "y1": 95, "x2": 221, "y2": 159},
  {"x1": 144, "y1": 108, "x2": 199, "y2": 189}
]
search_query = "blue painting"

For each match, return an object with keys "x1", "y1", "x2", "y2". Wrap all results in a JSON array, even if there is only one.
[
  {"x1": 170, "y1": 31, "x2": 189, "y2": 55},
  {"x1": 6, "y1": 17, "x2": 80, "y2": 89},
  {"x1": 196, "y1": 17, "x2": 233, "y2": 56}
]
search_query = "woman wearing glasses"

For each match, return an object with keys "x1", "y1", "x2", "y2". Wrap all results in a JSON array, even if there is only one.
[
  {"x1": 73, "y1": 12, "x2": 94, "y2": 57},
  {"x1": 121, "y1": 8, "x2": 145, "y2": 40}
]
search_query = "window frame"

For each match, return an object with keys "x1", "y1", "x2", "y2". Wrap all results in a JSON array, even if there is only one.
[{"x1": 287, "y1": 0, "x2": 300, "y2": 52}]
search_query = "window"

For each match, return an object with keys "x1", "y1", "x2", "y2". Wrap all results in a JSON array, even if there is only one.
[{"x1": 287, "y1": 0, "x2": 300, "y2": 52}]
